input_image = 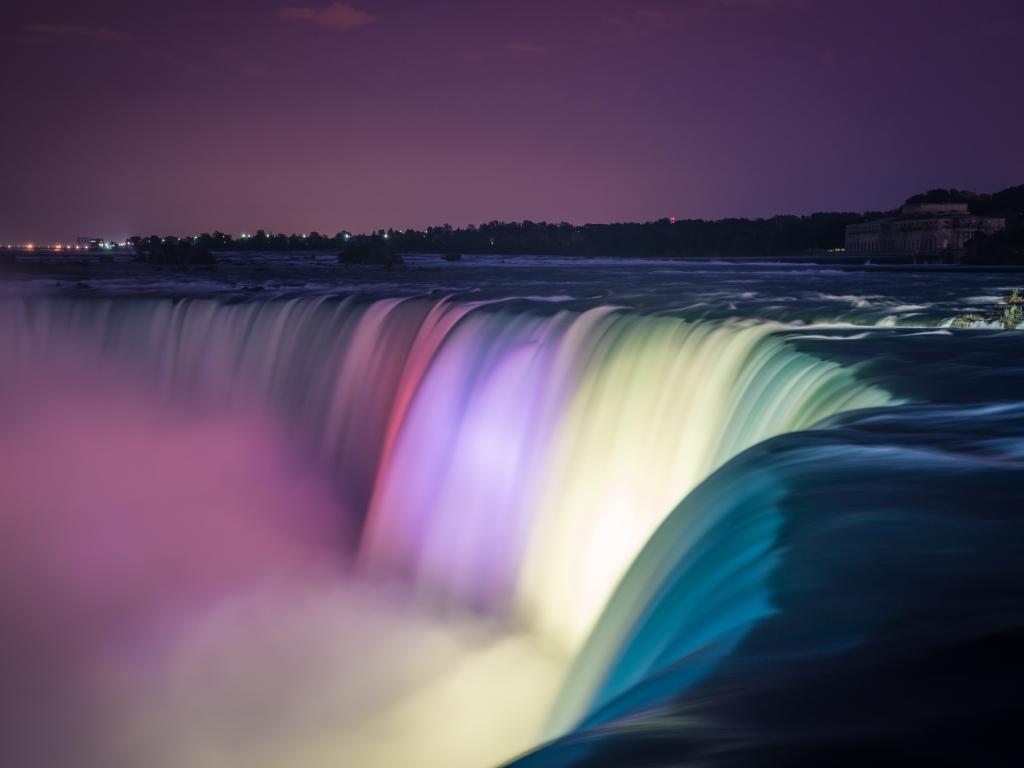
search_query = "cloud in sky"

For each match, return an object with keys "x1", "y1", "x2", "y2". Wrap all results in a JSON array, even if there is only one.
[
  {"x1": 279, "y1": 2, "x2": 377, "y2": 32},
  {"x1": 504, "y1": 41, "x2": 545, "y2": 54},
  {"x1": 601, "y1": 5, "x2": 679, "y2": 41},
  {"x1": 685, "y1": 0, "x2": 798, "y2": 16},
  {"x1": 603, "y1": 0, "x2": 792, "y2": 41},
  {"x1": 23, "y1": 24, "x2": 134, "y2": 42}
]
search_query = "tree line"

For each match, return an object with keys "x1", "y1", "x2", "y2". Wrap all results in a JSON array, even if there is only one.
[
  {"x1": 128, "y1": 184, "x2": 1023, "y2": 262},
  {"x1": 130, "y1": 214, "x2": 874, "y2": 260}
]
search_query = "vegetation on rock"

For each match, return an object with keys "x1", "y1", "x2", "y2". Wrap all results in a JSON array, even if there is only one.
[{"x1": 952, "y1": 288, "x2": 1024, "y2": 330}]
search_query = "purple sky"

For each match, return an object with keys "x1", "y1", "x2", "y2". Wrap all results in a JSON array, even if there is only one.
[{"x1": 1, "y1": 0, "x2": 1021, "y2": 242}]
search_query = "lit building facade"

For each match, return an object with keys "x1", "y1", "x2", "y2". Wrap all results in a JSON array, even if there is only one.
[{"x1": 845, "y1": 203, "x2": 1005, "y2": 260}]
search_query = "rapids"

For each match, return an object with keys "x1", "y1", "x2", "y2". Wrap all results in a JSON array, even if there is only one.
[{"x1": 0, "y1": 273, "x2": 1021, "y2": 767}]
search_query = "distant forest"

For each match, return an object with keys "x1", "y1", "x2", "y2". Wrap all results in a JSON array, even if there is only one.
[{"x1": 130, "y1": 184, "x2": 1024, "y2": 262}]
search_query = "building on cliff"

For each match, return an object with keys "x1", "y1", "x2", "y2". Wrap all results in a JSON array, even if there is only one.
[{"x1": 845, "y1": 203, "x2": 1005, "y2": 261}]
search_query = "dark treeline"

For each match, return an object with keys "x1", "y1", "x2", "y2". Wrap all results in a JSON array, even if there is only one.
[
  {"x1": 384, "y1": 213, "x2": 872, "y2": 258},
  {"x1": 131, "y1": 215, "x2": 870, "y2": 260},
  {"x1": 130, "y1": 236, "x2": 216, "y2": 265},
  {"x1": 128, "y1": 184, "x2": 1023, "y2": 261},
  {"x1": 906, "y1": 184, "x2": 1024, "y2": 217}
]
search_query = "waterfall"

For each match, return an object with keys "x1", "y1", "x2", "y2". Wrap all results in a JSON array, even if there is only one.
[
  {"x1": 512, "y1": 402, "x2": 1024, "y2": 767},
  {"x1": 0, "y1": 296, "x2": 891, "y2": 644},
  {"x1": 0, "y1": 295, "x2": 896, "y2": 766}
]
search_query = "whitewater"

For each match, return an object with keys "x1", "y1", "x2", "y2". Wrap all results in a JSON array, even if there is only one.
[{"x1": 1, "y1": 260, "x2": 1022, "y2": 767}]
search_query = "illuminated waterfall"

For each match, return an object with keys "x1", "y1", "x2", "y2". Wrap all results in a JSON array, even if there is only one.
[
  {"x1": 359, "y1": 307, "x2": 894, "y2": 655},
  {"x1": 0, "y1": 295, "x2": 896, "y2": 767}
]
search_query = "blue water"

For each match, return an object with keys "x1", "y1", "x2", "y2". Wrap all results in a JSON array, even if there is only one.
[
  {"x1": 5, "y1": 254, "x2": 1021, "y2": 326},
  {"x1": 513, "y1": 403, "x2": 1024, "y2": 767}
]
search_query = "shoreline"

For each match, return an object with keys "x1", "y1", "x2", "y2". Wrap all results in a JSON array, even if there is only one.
[{"x1": 5, "y1": 250, "x2": 1024, "y2": 275}]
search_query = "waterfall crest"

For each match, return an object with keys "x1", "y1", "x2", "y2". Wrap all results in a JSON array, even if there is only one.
[
  {"x1": 0, "y1": 295, "x2": 893, "y2": 658},
  {"x1": 0, "y1": 294, "x2": 903, "y2": 766}
]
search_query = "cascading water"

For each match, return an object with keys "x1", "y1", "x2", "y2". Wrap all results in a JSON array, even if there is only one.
[
  {"x1": 512, "y1": 402, "x2": 1024, "y2": 767},
  {"x1": 0, "y1": 294, "x2": 897, "y2": 767}
]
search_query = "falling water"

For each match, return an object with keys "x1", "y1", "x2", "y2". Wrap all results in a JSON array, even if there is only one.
[{"x1": 0, "y1": 295, "x2": 895, "y2": 767}]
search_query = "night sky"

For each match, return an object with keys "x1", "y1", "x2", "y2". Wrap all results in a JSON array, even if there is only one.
[{"x1": 2, "y1": 0, "x2": 1021, "y2": 243}]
